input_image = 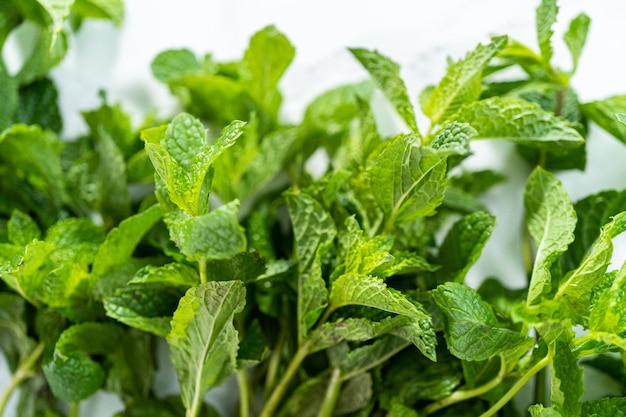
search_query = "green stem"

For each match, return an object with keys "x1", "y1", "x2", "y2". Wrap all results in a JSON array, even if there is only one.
[
  {"x1": 479, "y1": 355, "x2": 551, "y2": 417},
  {"x1": 259, "y1": 342, "x2": 311, "y2": 417},
  {"x1": 237, "y1": 370, "x2": 251, "y2": 417},
  {"x1": 68, "y1": 402, "x2": 80, "y2": 417},
  {"x1": 423, "y1": 353, "x2": 507, "y2": 415},
  {"x1": 0, "y1": 342, "x2": 45, "y2": 417},
  {"x1": 198, "y1": 258, "x2": 207, "y2": 284},
  {"x1": 317, "y1": 368, "x2": 342, "y2": 417},
  {"x1": 264, "y1": 326, "x2": 286, "y2": 398}
]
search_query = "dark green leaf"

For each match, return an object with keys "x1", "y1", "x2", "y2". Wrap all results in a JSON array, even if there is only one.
[
  {"x1": 436, "y1": 211, "x2": 495, "y2": 283},
  {"x1": 433, "y1": 282, "x2": 532, "y2": 361},
  {"x1": 581, "y1": 96, "x2": 626, "y2": 143},
  {"x1": 17, "y1": 78, "x2": 62, "y2": 132}
]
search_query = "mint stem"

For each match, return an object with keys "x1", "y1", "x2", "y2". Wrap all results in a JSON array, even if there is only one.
[
  {"x1": 317, "y1": 368, "x2": 342, "y2": 417},
  {"x1": 259, "y1": 342, "x2": 310, "y2": 417},
  {"x1": 237, "y1": 369, "x2": 251, "y2": 417},
  {"x1": 479, "y1": 355, "x2": 551, "y2": 417},
  {"x1": 68, "y1": 402, "x2": 80, "y2": 417},
  {"x1": 198, "y1": 258, "x2": 207, "y2": 284},
  {"x1": 0, "y1": 342, "x2": 45, "y2": 417},
  {"x1": 423, "y1": 353, "x2": 507, "y2": 415}
]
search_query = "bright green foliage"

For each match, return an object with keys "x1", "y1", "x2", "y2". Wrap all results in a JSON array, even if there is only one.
[
  {"x1": 167, "y1": 281, "x2": 246, "y2": 413},
  {"x1": 43, "y1": 322, "x2": 125, "y2": 401},
  {"x1": 451, "y1": 97, "x2": 584, "y2": 150},
  {"x1": 524, "y1": 167, "x2": 577, "y2": 305},
  {"x1": 550, "y1": 341, "x2": 583, "y2": 417},
  {"x1": 425, "y1": 35, "x2": 507, "y2": 125},
  {"x1": 536, "y1": 0, "x2": 558, "y2": 63},
  {"x1": 349, "y1": 48, "x2": 419, "y2": 133},
  {"x1": 563, "y1": 13, "x2": 590, "y2": 73},
  {"x1": 433, "y1": 282, "x2": 532, "y2": 361},
  {"x1": 435, "y1": 211, "x2": 495, "y2": 283},
  {"x1": 142, "y1": 113, "x2": 245, "y2": 216},
  {"x1": 366, "y1": 134, "x2": 448, "y2": 229},
  {"x1": 4, "y1": 2, "x2": 626, "y2": 417},
  {"x1": 581, "y1": 96, "x2": 626, "y2": 143}
]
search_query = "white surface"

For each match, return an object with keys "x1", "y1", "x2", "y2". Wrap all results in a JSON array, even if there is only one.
[{"x1": 3, "y1": 1, "x2": 626, "y2": 416}]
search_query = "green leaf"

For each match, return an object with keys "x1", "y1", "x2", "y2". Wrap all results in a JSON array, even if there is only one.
[
  {"x1": 589, "y1": 253, "x2": 626, "y2": 334},
  {"x1": 524, "y1": 167, "x2": 576, "y2": 305},
  {"x1": 129, "y1": 263, "x2": 199, "y2": 288},
  {"x1": 366, "y1": 134, "x2": 447, "y2": 228},
  {"x1": 82, "y1": 97, "x2": 136, "y2": 158},
  {"x1": 342, "y1": 216, "x2": 394, "y2": 277},
  {"x1": 17, "y1": 78, "x2": 62, "y2": 133},
  {"x1": 349, "y1": 48, "x2": 419, "y2": 132},
  {"x1": 142, "y1": 113, "x2": 245, "y2": 216},
  {"x1": 92, "y1": 204, "x2": 162, "y2": 276},
  {"x1": 433, "y1": 282, "x2": 532, "y2": 361},
  {"x1": 43, "y1": 322, "x2": 125, "y2": 401},
  {"x1": 15, "y1": 27, "x2": 68, "y2": 85},
  {"x1": 430, "y1": 121, "x2": 476, "y2": 157},
  {"x1": 72, "y1": 0, "x2": 125, "y2": 26},
  {"x1": 536, "y1": 0, "x2": 558, "y2": 63},
  {"x1": 0, "y1": 124, "x2": 68, "y2": 213},
  {"x1": 286, "y1": 192, "x2": 336, "y2": 341},
  {"x1": 425, "y1": 35, "x2": 507, "y2": 124},
  {"x1": 581, "y1": 96, "x2": 626, "y2": 143},
  {"x1": 563, "y1": 13, "x2": 591, "y2": 73},
  {"x1": 555, "y1": 212, "x2": 626, "y2": 323},
  {"x1": 334, "y1": 335, "x2": 410, "y2": 378},
  {"x1": 0, "y1": 61, "x2": 18, "y2": 130},
  {"x1": 436, "y1": 211, "x2": 495, "y2": 283},
  {"x1": 581, "y1": 398, "x2": 626, "y2": 417},
  {"x1": 151, "y1": 49, "x2": 202, "y2": 83},
  {"x1": 0, "y1": 293, "x2": 32, "y2": 371},
  {"x1": 105, "y1": 329, "x2": 154, "y2": 402},
  {"x1": 528, "y1": 404, "x2": 562, "y2": 417},
  {"x1": 241, "y1": 25, "x2": 295, "y2": 118},
  {"x1": 451, "y1": 97, "x2": 584, "y2": 150},
  {"x1": 104, "y1": 284, "x2": 182, "y2": 336},
  {"x1": 561, "y1": 190, "x2": 626, "y2": 271},
  {"x1": 307, "y1": 316, "x2": 411, "y2": 353},
  {"x1": 330, "y1": 273, "x2": 429, "y2": 320},
  {"x1": 237, "y1": 319, "x2": 270, "y2": 369},
  {"x1": 167, "y1": 280, "x2": 246, "y2": 412},
  {"x1": 551, "y1": 341, "x2": 583, "y2": 417},
  {"x1": 167, "y1": 200, "x2": 247, "y2": 261},
  {"x1": 8, "y1": 209, "x2": 41, "y2": 245}
]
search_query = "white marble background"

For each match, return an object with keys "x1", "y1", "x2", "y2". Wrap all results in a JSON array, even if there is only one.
[{"x1": 3, "y1": 0, "x2": 626, "y2": 415}]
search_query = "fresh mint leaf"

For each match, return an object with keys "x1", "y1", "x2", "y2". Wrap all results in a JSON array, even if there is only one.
[
  {"x1": 129, "y1": 263, "x2": 199, "y2": 288},
  {"x1": 550, "y1": 341, "x2": 583, "y2": 417},
  {"x1": 286, "y1": 191, "x2": 336, "y2": 341},
  {"x1": 524, "y1": 167, "x2": 577, "y2": 305},
  {"x1": 590, "y1": 262, "x2": 626, "y2": 333},
  {"x1": 561, "y1": 190, "x2": 626, "y2": 271},
  {"x1": 151, "y1": 49, "x2": 203, "y2": 83},
  {"x1": 366, "y1": 134, "x2": 447, "y2": 229},
  {"x1": 240, "y1": 25, "x2": 295, "y2": 120},
  {"x1": 425, "y1": 35, "x2": 507, "y2": 125},
  {"x1": 43, "y1": 322, "x2": 125, "y2": 401},
  {"x1": 0, "y1": 61, "x2": 18, "y2": 130},
  {"x1": 330, "y1": 273, "x2": 429, "y2": 320},
  {"x1": 528, "y1": 404, "x2": 562, "y2": 417},
  {"x1": 142, "y1": 113, "x2": 245, "y2": 216},
  {"x1": 167, "y1": 280, "x2": 246, "y2": 413},
  {"x1": 105, "y1": 329, "x2": 154, "y2": 402},
  {"x1": 430, "y1": 122, "x2": 475, "y2": 158},
  {"x1": 334, "y1": 335, "x2": 410, "y2": 379},
  {"x1": 0, "y1": 293, "x2": 32, "y2": 371},
  {"x1": 92, "y1": 204, "x2": 162, "y2": 277},
  {"x1": 536, "y1": 0, "x2": 558, "y2": 63},
  {"x1": 435, "y1": 211, "x2": 495, "y2": 283},
  {"x1": 451, "y1": 97, "x2": 584, "y2": 150},
  {"x1": 167, "y1": 200, "x2": 247, "y2": 261},
  {"x1": 82, "y1": 96, "x2": 136, "y2": 158},
  {"x1": 581, "y1": 397, "x2": 626, "y2": 416},
  {"x1": 433, "y1": 282, "x2": 532, "y2": 361},
  {"x1": 72, "y1": 0, "x2": 125, "y2": 27},
  {"x1": 555, "y1": 212, "x2": 626, "y2": 323},
  {"x1": 349, "y1": 48, "x2": 419, "y2": 133},
  {"x1": 8, "y1": 210, "x2": 41, "y2": 245},
  {"x1": 563, "y1": 13, "x2": 591, "y2": 73},
  {"x1": 17, "y1": 78, "x2": 62, "y2": 133},
  {"x1": 581, "y1": 96, "x2": 626, "y2": 143}
]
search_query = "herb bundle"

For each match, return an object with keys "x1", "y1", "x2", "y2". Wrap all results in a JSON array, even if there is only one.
[{"x1": 2, "y1": 1, "x2": 626, "y2": 417}]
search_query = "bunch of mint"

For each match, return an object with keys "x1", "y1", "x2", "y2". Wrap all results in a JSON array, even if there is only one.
[{"x1": 2, "y1": 1, "x2": 626, "y2": 416}]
